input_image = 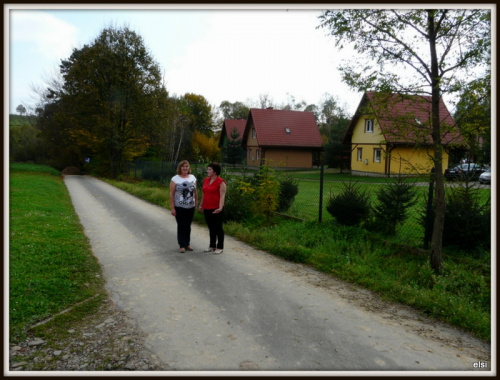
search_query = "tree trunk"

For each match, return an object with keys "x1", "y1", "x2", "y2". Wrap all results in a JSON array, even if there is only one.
[{"x1": 428, "y1": 11, "x2": 444, "y2": 274}]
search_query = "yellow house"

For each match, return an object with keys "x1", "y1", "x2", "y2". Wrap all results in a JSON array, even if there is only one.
[{"x1": 343, "y1": 92, "x2": 465, "y2": 176}]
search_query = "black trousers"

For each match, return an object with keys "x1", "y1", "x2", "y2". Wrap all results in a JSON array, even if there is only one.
[
  {"x1": 175, "y1": 206, "x2": 195, "y2": 248},
  {"x1": 203, "y1": 208, "x2": 224, "y2": 249}
]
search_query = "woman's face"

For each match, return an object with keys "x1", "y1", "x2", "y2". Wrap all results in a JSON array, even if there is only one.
[
  {"x1": 181, "y1": 164, "x2": 190, "y2": 174},
  {"x1": 207, "y1": 167, "x2": 215, "y2": 177}
]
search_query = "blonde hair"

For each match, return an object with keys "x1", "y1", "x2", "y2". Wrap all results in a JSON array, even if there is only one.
[{"x1": 176, "y1": 160, "x2": 191, "y2": 175}]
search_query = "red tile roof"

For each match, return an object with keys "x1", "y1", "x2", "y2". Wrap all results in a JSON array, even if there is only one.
[
  {"x1": 244, "y1": 108, "x2": 323, "y2": 149},
  {"x1": 222, "y1": 119, "x2": 246, "y2": 139},
  {"x1": 219, "y1": 119, "x2": 246, "y2": 147},
  {"x1": 344, "y1": 92, "x2": 465, "y2": 146}
]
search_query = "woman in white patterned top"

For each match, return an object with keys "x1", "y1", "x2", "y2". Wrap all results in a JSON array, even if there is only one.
[{"x1": 169, "y1": 160, "x2": 198, "y2": 253}]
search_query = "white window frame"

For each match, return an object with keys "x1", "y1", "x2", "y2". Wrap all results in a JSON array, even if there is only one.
[
  {"x1": 256, "y1": 149, "x2": 260, "y2": 160},
  {"x1": 252, "y1": 128, "x2": 256, "y2": 138},
  {"x1": 365, "y1": 119, "x2": 374, "y2": 133},
  {"x1": 374, "y1": 148, "x2": 381, "y2": 163},
  {"x1": 357, "y1": 148, "x2": 363, "y2": 161}
]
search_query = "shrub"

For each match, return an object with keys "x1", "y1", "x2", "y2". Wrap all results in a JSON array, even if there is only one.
[
  {"x1": 223, "y1": 175, "x2": 254, "y2": 222},
  {"x1": 442, "y1": 183, "x2": 490, "y2": 251},
  {"x1": 372, "y1": 175, "x2": 418, "y2": 235},
  {"x1": 420, "y1": 182, "x2": 490, "y2": 252},
  {"x1": 326, "y1": 181, "x2": 370, "y2": 226},
  {"x1": 277, "y1": 175, "x2": 299, "y2": 212}
]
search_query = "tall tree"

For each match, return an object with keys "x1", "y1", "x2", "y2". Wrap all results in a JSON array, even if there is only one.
[
  {"x1": 224, "y1": 126, "x2": 245, "y2": 167},
  {"x1": 318, "y1": 9, "x2": 490, "y2": 273},
  {"x1": 174, "y1": 93, "x2": 215, "y2": 160},
  {"x1": 39, "y1": 26, "x2": 168, "y2": 177},
  {"x1": 16, "y1": 104, "x2": 26, "y2": 116},
  {"x1": 316, "y1": 94, "x2": 350, "y2": 170},
  {"x1": 219, "y1": 100, "x2": 250, "y2": 120},
  {"x1": 453, "y1": 70, "x2": 491, "y2": 164}
]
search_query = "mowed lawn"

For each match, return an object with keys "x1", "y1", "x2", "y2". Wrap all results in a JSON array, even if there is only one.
[
  {"x1": 9, "y1": 164, "x2": 104, "y2": 340},
  {"x1": 281, "y1": 171, "x2": 490, "y2": 247}
]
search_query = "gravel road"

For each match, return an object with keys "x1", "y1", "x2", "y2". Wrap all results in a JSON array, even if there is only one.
[{"x1": 63, "y1": 175, "x2": 491, "y2": 374}]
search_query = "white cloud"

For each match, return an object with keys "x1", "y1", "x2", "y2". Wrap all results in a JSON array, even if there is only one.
[
  {"x1": 163, "y1": 10, "x2": 361, "y2": 113},
  {"x1": 10, "y1": 11, "x2": 77, "y2": 60}
]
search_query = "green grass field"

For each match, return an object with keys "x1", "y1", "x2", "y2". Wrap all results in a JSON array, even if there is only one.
[{"x1": 9, "y1": 164, "x2": 105, "y2": 341}]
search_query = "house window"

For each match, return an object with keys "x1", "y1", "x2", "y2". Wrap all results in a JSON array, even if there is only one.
[
  {"x1": 249, "y1": 149, "x2": 252, "y2": 161},
  {"x1": 252, "y1": 128, "x2": 256, "y2": 138},
  {"x1": 357, "y1": 148, "x2": 363, "y2": 161},
  {"x1": 365, "y1": 119, "x2": 374, "y2": 133},
  {"x1": 256, "y1": 149, "x2": 260, "y2": 160},
  {"x1": 374, "y1": 148, "x2": 381, "y2": 163},
  {"x1": 285, "y1": 127, "x2": 291, "y2": 134}
]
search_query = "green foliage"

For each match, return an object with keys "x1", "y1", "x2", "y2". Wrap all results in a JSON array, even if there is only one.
[
  {"x1": 9, "y1": 117, "x2": 48, "y2": 164},
  {"x1": 453, "y1": 72, "x2": 491, "y2": 164},
  {"x1": 10, "y1": 162, "x2": 60, "y2": 176},
  {"x1": 277, "y1": 174, "x2": 299, "y2": 212},
  {"x1": 9, "y1": 168, "x2": 104, "y2": 340},
  {"x1": 443, "y1": 183, "x2": 491, "y2": 251},
  {"x1": 419, "y1": 181, "x2": 491, "y2": 254},
  {"x1": 318, "y1": 9, "x2": 491, "y2": 273},
  {"x1": 317, "y1": 95, "x2": 351, "y2": 169},
  {"x1": 16, "y1": 104, "x2": 27, "y2": 115},
  {"x1": 248, "y1": 165, "x2": 280, "y2": 222},
  {"x1": 37, "y1": 26, "x2": 169, "y2": 177},
  {"x1": 223, "y1": 175, "x2": 254, "y2": 223},
  {"x1": 219, "y1": 100, "x2": 250, "y2": 120},
  {"x1": 224, "y1": 126, "x2": 245, "y2": 166},
  {"x1": 371, "y1": 176, "x2": 418, "y2": 235},
  {"x1": 326, "y1": 181, "x2": 370, "y2": 226}
]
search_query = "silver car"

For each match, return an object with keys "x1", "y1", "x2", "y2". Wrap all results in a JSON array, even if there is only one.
[{"x1": 479, "y1": 167, "x2": 491, "y2": 184}]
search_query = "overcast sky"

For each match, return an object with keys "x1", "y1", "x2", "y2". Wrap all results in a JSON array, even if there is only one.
[{"x1": 6, "y1": 4, "x2": 367, "y2": 116}]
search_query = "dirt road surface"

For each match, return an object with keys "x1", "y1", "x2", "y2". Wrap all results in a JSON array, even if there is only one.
[{"x1": 64, "y1": 175, "x2": 492, "y2": 374}]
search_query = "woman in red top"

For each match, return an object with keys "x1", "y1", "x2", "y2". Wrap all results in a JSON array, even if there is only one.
[{"x1": 198, "y1": 162, "x2": 226, "y2": 254}]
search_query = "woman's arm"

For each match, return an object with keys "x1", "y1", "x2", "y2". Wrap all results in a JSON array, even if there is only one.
[
  {"x1": 169, "y1": 181, "x2": 176, "y2": 216},
  {"x1": 213, "y1": 181, "x2": 227, "y2": 214}
]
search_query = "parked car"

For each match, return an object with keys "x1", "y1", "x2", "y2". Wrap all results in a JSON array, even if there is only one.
[
  {"x1": 444, "y1": 163, "x2": 485, "y2": 181},
  {"x1": 479, "y1": 167, "x2": 491, "y2": 184}
]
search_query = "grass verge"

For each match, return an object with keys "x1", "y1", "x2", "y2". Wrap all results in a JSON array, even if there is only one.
[{"x1": 9, "y1": 163, "x2": 106, "y2": 342}]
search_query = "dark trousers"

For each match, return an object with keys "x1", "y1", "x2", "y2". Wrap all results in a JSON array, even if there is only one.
[
  {"x1": 203, "y1": 208, "x2": 224, "y2": 249},
  {"x1": 175, "y1": 206, "x2": 195, "y2": 248}
]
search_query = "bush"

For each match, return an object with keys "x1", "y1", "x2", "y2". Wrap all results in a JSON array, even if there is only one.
[
  {"x1": 372, "y1": 176, "x2": 418, "y2": 235},
  {"x1": 223, "y1": 175, "x2": 254, "y2": 223},
  {"x1": 420, "y1": 182, "x2": 491, "y2": 253},
  {"x1": 326, "y1": 181, "x2": 371, "y2": 226},
  {"x1": 442, "y1": 183, "x2": 490, "y2": 251},
  {"x1": 277, "y1": 175, "x2": 299, "y2": 212}
]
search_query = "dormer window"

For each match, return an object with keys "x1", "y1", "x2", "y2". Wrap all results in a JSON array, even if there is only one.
[
  {"x1": 365, "y1": 119, "x2": 374, "y2": 133},
  {"x1": 285, "y1": 127, "x2": 291, "y2": 134}
]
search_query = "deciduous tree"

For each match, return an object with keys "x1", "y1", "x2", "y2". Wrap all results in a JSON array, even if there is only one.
[
  {"x1": 318, "y1": 9, "x2": 491, "y2": 273},
  {"x1": 38, "y1": 26, "x2": 169, "y2": 177}
]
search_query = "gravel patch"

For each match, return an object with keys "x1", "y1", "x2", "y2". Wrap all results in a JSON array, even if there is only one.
[{"x1": 9, "y1": 298, "x2": 168, "y2": 372}]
